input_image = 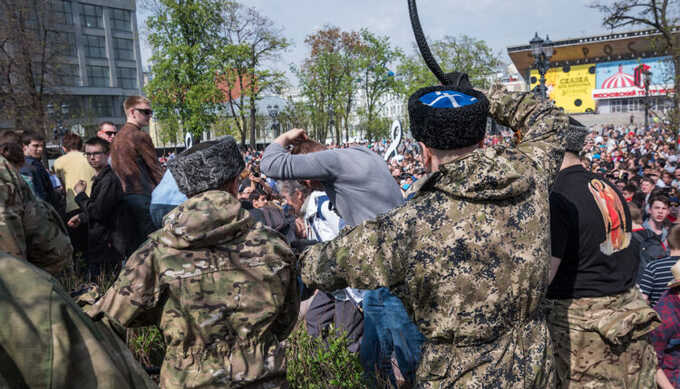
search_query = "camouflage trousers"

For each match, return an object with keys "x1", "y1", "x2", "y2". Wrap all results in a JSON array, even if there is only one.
[
  {"x1": 545, "y1": 288, "x2": 660, "y2": 389},
  {"x1": 415, "y1": 315, "x2": 555, "y2": 389}
]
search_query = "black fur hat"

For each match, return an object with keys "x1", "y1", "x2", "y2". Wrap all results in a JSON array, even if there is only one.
[
  {"x1": 168, "y1": 136, "x2": 245, "y2": 197},
  {"x1": 408, "y1": 85, "x2": 489, "y2": 150}
]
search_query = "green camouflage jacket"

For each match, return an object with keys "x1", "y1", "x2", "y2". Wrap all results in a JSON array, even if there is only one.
[
  {"x1": 301, "y1": 85, "x2": 569, "y2": 388},
  {"x1": 0, "y1": 155, "x2": 72, "y2": 275},
  {"x1": 0, "y1": 252, "x2": 156, "y2": 389},
  {"x1": 88, "y1": 190, "x2": 299, "y2": 389}
]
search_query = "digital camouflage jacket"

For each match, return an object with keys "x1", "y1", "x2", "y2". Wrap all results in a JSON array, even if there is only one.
[
  {"x1": 301, "y1": 85, "x2": 569, "y2": 388},
  {"x1": 0, "y1": 252, "x2": 156, "y2": 389},
  {"x1": 0, "y1": 155, "x2": 72, "y2": 275},
  {"x1": 88, "y1": 190, "x2": 299, "y2": 389}
]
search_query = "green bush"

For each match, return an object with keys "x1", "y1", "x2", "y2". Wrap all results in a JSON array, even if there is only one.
[{"x1": 286, "y1": 325, "x2": 370, "y2": 389}]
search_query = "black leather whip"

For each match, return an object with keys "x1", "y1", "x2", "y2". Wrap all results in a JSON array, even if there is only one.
[{"x1": 407, "y1": 0, "x2": 471, "y2": 88}]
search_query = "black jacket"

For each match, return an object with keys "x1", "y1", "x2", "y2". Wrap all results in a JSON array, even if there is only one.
[
  {"x1": 20, "y1": 156, "x2": 63, "y2": 216},
  {"x1": 75, "y1": 165, "x2": 135, "y2": 263}
]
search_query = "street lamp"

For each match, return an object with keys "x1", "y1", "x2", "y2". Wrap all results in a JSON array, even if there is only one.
[
  {"x1": 644, "y1": 70, "x2": 652, "y2": 133},
  {"x1": 47, "y1": 102, "x2": 69, "y2": 145},
  {"x1": 266, "y1": 104, "x2": 280, "y2": 139},
  {"x1": 530, "y1": 33, "x2": 554, "y2": 100}
]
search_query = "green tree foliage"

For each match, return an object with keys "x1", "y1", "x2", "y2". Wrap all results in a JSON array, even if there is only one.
[
  {"x1": 398, "y1": 35, "x2": 503, "y2": 97},
  {"x1": 144, "y1": 0, "x2": 227, "y2": 140},
  {"x1": 296, "y1": 27, "x2": 402, "y2": 143},
  {"x1": 218, "y1": 2, "x2": 290, "y2": 147},
  {"x1": 356, "y1": 29, "x2": 403, "y2": 142},
  {"x1": 295, "y1": 26, "x2": 360, "y2": 143}
]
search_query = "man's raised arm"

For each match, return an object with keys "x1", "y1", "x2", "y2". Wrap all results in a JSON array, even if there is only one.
[{"x1": 487, "y1": 85, "x2": 571, "y2": 180}]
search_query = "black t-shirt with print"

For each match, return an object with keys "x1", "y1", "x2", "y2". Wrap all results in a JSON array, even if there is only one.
[{"x1": 547, "y1": 165, "x2": 639, "y2": 299}]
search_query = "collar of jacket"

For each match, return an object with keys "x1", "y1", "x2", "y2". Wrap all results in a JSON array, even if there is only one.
[
  {"x1": 151, "y1": 190, "x2": 254, "y2": 249},
  {"x1": 414, "y1": 146, "x2": 534, "y2": 201}
]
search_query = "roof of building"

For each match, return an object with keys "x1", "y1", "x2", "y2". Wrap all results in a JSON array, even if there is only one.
[{"x1": 507, "y1": 28, "x2": 680, "y2": 77}]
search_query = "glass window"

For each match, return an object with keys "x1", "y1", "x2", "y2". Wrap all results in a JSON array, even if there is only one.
[
  {"x1": 87, "y1": 65, "x2": 109, "y2": 87},
  {"x1": 83, "y1": 34, "x2": 106, "y2": 58},
  {"x1": 91, "y1": 96, "x2": 113, "y2": 116},
  {"x1": 113, "y1": 38, "x2": 134, "y2": 60},
  {"x1": 117, "y1": 67, "x2": 137, "y2": 89},
  {"x1": 50, "y1": 31, "x2": 77, "y2": 57},
  {"x1": 80, "y1": 3, "x2": 102, "y2": 28},
  {"x1": 50, "y1": 0, "x2": 73, "y2": 25},
  {"x1": 56, "y1": 64, "x2": 79, "y2": 86},
  {"x1": 110, "y1": 8, "x2": 131, "y2": 31}
]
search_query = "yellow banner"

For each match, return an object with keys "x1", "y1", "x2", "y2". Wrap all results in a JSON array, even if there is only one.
[{"x1": 530, "y1": 64, "x2": 596, "y2": 113}]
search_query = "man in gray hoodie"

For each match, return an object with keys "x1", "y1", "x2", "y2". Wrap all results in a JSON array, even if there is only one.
[{"x1": 260, "y1": 129, "x2": 404, "y2": 227}]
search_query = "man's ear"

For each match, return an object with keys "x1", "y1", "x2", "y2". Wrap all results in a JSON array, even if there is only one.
[{"x1": 418, "y1": 142, "x2": 432, "y2": 172}]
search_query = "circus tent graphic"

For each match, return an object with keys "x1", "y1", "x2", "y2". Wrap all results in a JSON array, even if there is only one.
[
  {"x1": 592, "y1": 56, "x2": 674, "y2": 100},
  {"x1": 600, "y1": 65, "x2": 636, "y2": 89}
]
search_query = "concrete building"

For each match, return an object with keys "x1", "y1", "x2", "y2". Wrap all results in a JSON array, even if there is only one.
[{"x1": 5, "y1": 0, "x2": 145, "y2": 135}]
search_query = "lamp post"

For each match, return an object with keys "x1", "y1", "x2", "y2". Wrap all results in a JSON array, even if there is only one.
[
  {"x1": 644, "y1": 70, "x2": 652, "y2": 133},
  {"x1": 47, "y1": 102, "x2": 69, "y2": 146},
  {"x1": 266, "y1": 104, "x2": 280, "y2": 139},
  {"x1": 530, "y1": 33, "x2": 554, "y2": 100}
]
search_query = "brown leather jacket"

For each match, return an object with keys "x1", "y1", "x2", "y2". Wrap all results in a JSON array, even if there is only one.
[{"x1": 110, "y1": 122, "x2": 163, "y2": 195}]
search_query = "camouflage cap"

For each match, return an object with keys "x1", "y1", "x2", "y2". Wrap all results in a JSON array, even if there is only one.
[
  {"x1": 168, "y1": 136, "x2": 245, "y2": 197},
  {"x1": 565, "y1": 117, "x2": 588, "y2": 154}
]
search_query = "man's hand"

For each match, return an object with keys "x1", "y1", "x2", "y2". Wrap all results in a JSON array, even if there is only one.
[
  {"x1": 274, "y1": 129, "x2": 308, "y2": 147},
  {"x1": 67, "y1": 214, "x2": 81, "y2": 229},
  {"x1": 295, "y1": 217, "x2": 306, "y2": 238},
  {"x1": 74, "y1": 179, "x2": 87, "y2": 194}
]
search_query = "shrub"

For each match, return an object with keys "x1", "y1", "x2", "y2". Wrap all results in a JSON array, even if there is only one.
[{"x1": 286, "y1": 325, "x2": 369, "y2": 389}]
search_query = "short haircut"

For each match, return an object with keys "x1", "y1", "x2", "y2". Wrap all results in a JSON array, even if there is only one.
[
  {"x1": 291, "y1": 139, "x2": 325, "y2": 155},
  {"x1": 278, "y1": 180, "x2": 310, "y2": 198},
  {"x1": 0, "y1": 131, "x2": 24, "y2": 166},
  {"x1": 650, "y1": 194, "x2": 670, "y2": 208},
  {"x1": 622, "y1": 184, "x2": 637, "y2": 193},
  {"x1": 642, "y1": 176, "x2": 655, "y2": 185},
  {"x1": 123, "y1": 96, "x2": 150, "y2": 113},
  {"x1": 628, "y1": 203, "x2": 642, "y2": 224},
  {"x1": 84, "y1": 136, "x2": 110, "y2": 154},
  {"x1": 62, "y1": 132, "x2": 82, "y2": 151},
  {"x1": 21, "y1": 130, "x2": 45, "y2": 146},
  {"x1": 668, "y1": 224, "x2": 680, "y2": 250},
  {"x1": 98, "y1": 121, "x2": 116, "y2": 131}
]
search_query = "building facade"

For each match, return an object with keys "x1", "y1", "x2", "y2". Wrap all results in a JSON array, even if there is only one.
[
  {"x1": 3, "y1": 0, "x2": 144, "y2": 136},
  {"x1": 507, "y1": 29, "x2": 677, "y2": 123}
]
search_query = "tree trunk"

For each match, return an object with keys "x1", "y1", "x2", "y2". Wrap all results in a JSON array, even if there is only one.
[{"x1": 249, "y1": 104, "x2": 256, "y2": 148}]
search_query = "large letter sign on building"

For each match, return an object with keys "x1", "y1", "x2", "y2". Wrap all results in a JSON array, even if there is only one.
[
  {"x1": 592, "y1": 56, "x2": 675, "y2": 100},
  {"x1": 530, "y1": 64, "x2": 597, "y2": 113}
]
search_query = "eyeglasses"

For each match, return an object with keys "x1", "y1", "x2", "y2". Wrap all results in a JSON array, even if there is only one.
[
  {"x1": 135, "y1": 108, "x2": 153, "y2": 116},
  {"x1": 104, "y1": 131, "x2": 117, "y2": 136},
  {"x1": 85, "y1": 151, "x2": 105, "y2": 157}
]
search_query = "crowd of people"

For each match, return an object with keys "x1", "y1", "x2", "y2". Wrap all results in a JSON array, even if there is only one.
[{"x1": 2, "y1": 83, "x2": 680, "y2": 388}]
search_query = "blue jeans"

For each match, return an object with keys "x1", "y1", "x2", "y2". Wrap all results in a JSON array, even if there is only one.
[
  {"x1": 123, "y1": 194, "x2": 155, "y2": 247},
  {"x1": 149, "y1": 203, "x2": 177, "y2": 229},
  {"x1": 360, "y1": 288, "x2": 424, "y2": 386}
]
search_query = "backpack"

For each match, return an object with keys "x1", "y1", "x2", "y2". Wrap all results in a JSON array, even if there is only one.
[{"x1": 633, "y1": 229, "x2": 668, "y2": 283}]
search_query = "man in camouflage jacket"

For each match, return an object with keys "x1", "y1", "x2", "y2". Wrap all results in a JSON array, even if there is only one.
[
  {"x1": 87, "y1": 137, "x2": 299, "y2": 389},
  {"x1": 301, "y1": 84, "x2": 575, "y2": 388},
  {"x1": 0, "y1": 154, "x2": 154, "y2": 388},
  {"x1": 0, "y1": 154, "x2": 73, "y2": 274}
]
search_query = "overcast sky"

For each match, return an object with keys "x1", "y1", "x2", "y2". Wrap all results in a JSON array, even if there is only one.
[{"x1": 137, "y1": 1, "x2": 619, "y2": 77}]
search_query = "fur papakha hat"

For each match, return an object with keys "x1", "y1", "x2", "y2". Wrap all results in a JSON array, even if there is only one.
[
  {"x1": 565, "y1": 117, "x2": 589, "y2": 154},
  {"x1": 167, "y1": 136, "x2": 245, "y2": 197},
  {"x1": 408, "y1": 85, "x2": 489, "y2": 150}
]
